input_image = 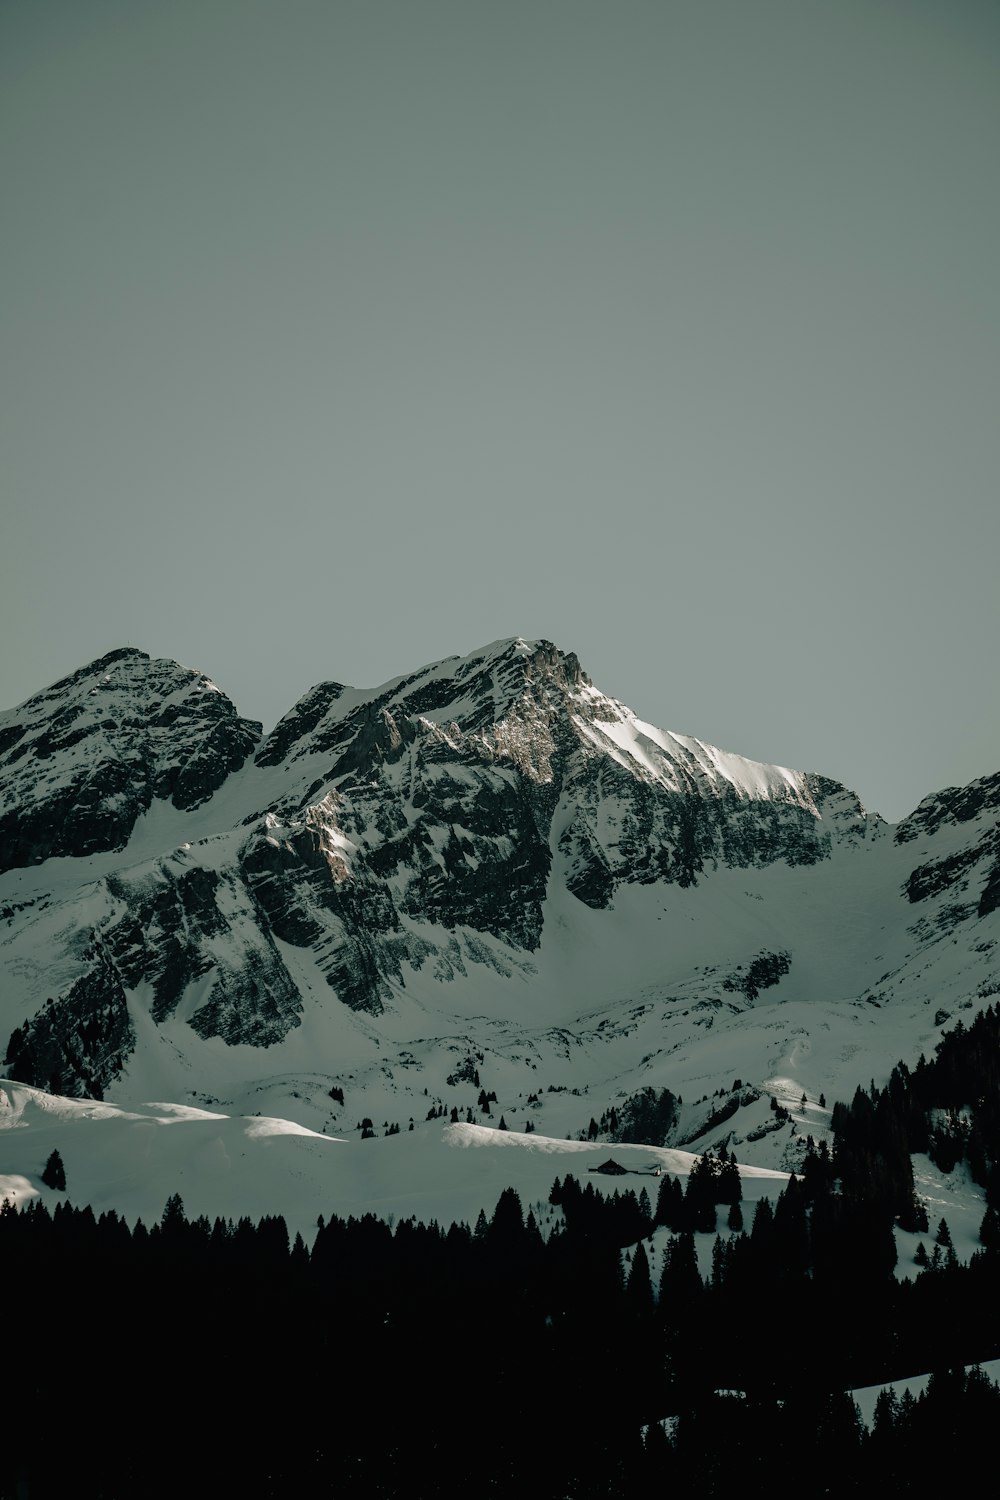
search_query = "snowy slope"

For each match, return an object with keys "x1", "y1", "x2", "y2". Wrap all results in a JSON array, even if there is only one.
[
  {"x1": 1, "y1": 1075, "x2": 988, "y2": 1283},
  {"x1": 0, "y1": 1079, "x2": 792, "y2": 1242}
]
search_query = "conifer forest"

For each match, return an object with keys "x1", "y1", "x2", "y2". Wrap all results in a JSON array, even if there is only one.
[{"x1": 4, "y1": 1007, "x2": 1000, "y2": 1497}]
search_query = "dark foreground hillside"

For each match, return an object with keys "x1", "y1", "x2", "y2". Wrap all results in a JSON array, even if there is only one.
[
  {"x1": 5, "y1": 1007, "x2": 1000, "y2": 1497},
  {"x1": 2, "y1": 1177, "x2": 999, "y2": 1497}
]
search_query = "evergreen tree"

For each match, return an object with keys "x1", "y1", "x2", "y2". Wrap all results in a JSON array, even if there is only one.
[
  {"x1": 772, "y1": 1175, "x2": 810, "y2": 1280},
  {"x1": 489, "y1": 1188, "x2": 524, "y2": 1247},
  {"x1": 161, "y1": 1192, "x2": 187, "y2": 1229},
  {"x1": 659, "y1": 1231, "x2": 702, "y2": 1312},
  {"x1": 710, "y1": 1234, "x2": 729, "y2": 1291},
  {"x1": 626, "y1": 1241, "x2": 654, "y2": 1317},
  {"x1": 935, "y1": 1216, "x2": 958, "y2": 1268},
  {"x1": 749, "y1": 1197, "x2": 774, "y2": 1255},
  {"x1": 654, "y1": 1172, "x2": 684, "y2": 1231},
  {"x1": 979, "y1": 1206, "x2": 1000, "y2": 1252},
  {"x1": 41, "y1": 1149, "x2": 66, "y2": 1191},
  {"x1": 871, "y1": 1386, "x2": 899, "y2": 1444},
  {"x1": 685, "y1": 1154, "x2": 719, "y2": 1233},
  {"x1": 718, "y1": 1150, "x2": 742, "y2": 1207}
]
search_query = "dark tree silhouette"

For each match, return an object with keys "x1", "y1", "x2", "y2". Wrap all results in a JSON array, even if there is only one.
[{"x1": 41, "y1": 1149, "x2": 66, "y2": 1191}]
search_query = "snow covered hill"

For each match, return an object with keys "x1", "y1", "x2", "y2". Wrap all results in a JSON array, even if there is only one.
[
  {"x1": 1, "y1": 636, "x2": 998, "y2": 1210},
  {"x1": 0, "y1": 1076, "x2": 988, "y2": 1273},
  {"x1": 0, "y1": 1078, "x2": 793, "y2": 1244}
]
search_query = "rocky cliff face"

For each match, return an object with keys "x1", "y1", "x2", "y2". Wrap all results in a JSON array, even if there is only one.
[
  {"x1": 250, "y1": 637, "x2": 874, "y2": 925},
  {"x1": 0, "y1": 638, "x2": 994, "y2": 1110},
  {"x1": 896, "y1": 771, "x2": 1000, "y2": 919},
  {"x1": 0, "y1": 648, "x2": 261, "y2": 873}
]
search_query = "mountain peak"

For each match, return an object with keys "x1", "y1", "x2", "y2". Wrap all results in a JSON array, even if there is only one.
[
  {"x1": 255, "y1": 636, "x2": 590, "y2": 769},
  {"x1": 0, "y1": 648, "x2": 260, "y2": 873},
  {"x1": 25, "y1": 645, "x2": 151, "y2": 704}
]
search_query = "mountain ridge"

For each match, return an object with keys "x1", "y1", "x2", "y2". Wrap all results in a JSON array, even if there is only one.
[{"x1": 1, "y1": 637, "x2": 997, "y2": 1179}]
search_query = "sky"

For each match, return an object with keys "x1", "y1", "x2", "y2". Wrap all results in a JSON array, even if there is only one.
[{"x1": 2, "y1": 0, "x2": 998, "y2": 823}]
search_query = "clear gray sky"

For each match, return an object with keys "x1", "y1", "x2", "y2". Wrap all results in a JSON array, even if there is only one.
[{"x1": 3, "y1": 0, "x2": 998, "y2": 822}]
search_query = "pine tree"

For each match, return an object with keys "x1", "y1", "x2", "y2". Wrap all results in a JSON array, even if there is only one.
[
  {"x1": 979, "y1": 1206, "x2": 1000, "y2": 1252},
  {"x1": 489, "y1": 1187, "x2": 525, "y2": 1250},
  {"x1": 654, "y1": 1173, "x2": 684, "y2": 1231},
  {"x1": 774, "y1": 1176, "x2": 811, "y2": 1280},
  {"x1": 685, "y1": 1154, "x2": 720, "y2": 1233},
  {"x1": 871, "y1": 1386, "x2": 900, "y2": 1443},
  {"x1": 710, "y1": 1233, "x2": 729, "y2": 1290},
  {"x1": 659, "y1": 1231, "x2": 702, "y2": 1312},
  {"x1": 161, "y1": 1193, "x2": 186, "y2": 1237},
  {"x1": 749, "y1": 1196, "x2": 774, "y2": 1255},
  {"x1": 626, "y1": 1241, "x2": 654, "y2": 1317},
  {"x1": 41, "y1": 1149, "x2": 66, "y2": 1191},
  {"x1": 718, "y1": 1151, "x2": 742, "y2": 1207},
  {"x1": 934, "y1": 1216, "x2": 958, "y2": 1269}
]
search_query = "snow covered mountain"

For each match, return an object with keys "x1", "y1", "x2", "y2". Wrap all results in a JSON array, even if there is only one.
[
  {"x1": 0, "y1": 646, "x2": 260, "y2": 870},
  {"x1": 1, "y1": 637, "x2": 998, "y2": 1191}
]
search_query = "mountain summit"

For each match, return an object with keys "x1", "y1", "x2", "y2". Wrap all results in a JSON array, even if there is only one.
[{"x1": 0, "y1": 647, "x2": 260, "y2": 871}]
